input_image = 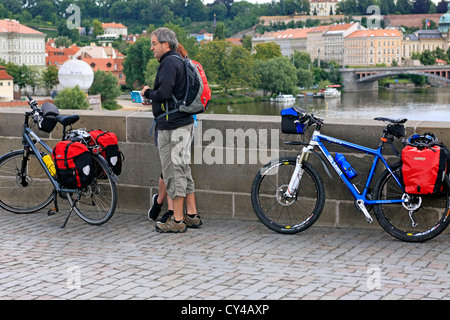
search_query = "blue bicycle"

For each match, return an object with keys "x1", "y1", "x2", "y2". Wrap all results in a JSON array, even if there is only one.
[{"x1": 251, "y1": 107, "x2": 450, "y2": 242}]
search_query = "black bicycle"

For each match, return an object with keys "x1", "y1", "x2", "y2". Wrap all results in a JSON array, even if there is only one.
[{"x1": 0, "y1": 96, "x2": 118, "y2": 228}]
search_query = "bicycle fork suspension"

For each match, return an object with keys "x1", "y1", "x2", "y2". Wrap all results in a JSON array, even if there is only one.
[{"x1": 284, "y1": 148, "x2": 310, "y2": 199}]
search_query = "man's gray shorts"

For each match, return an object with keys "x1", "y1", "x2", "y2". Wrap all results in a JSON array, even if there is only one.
[{"x1": 157, "y1": 123, "x2": 195, "y2": 199}]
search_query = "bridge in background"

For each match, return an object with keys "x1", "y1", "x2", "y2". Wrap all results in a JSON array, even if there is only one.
[{"x1": 340, "y1": 65, "x2": 450, "y2": 92}]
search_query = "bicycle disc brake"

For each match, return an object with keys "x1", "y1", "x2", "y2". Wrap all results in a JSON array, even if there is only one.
[{"x1": 277, "y1": 184, "x2": 296, "y2": 206}]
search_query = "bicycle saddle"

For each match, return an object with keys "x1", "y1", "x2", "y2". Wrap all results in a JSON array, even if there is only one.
[
  {"x1": 55, "y1": 115, "x2": 80, "y2": 127},
  {"x1": 374, "y1": 117, "x2": 407, "y2": 124}
]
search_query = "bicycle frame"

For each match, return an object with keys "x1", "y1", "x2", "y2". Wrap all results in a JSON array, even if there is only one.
[
  {"x1": 285, "y1": 129, "x2": 406, "y2": 219},
  {"x1": 22, "y1": 126, "x2": 79, "y2": 194}
]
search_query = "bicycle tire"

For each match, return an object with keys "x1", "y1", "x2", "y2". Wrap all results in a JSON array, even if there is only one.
[
  {"x1": 251, "y1": 156, "x2": 325, "y2": 234},
  {"x1": 66, "y1": 155, "x2": 117, "y2": 225},
  {"x1": 373, "y1": 162, "x2": 450, "y2": 242},
  {"x1": 0, "y1": 150, "x2": 54, "y2": 214}
]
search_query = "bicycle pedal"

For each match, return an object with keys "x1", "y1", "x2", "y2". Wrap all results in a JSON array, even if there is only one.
[{"x1": 47, "y1": 208, "x2": 58, "y2": 216}]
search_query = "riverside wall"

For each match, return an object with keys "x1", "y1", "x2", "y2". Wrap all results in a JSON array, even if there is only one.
[{"x1": 1, "y1": 108, "x2": 449, "y2": 230}]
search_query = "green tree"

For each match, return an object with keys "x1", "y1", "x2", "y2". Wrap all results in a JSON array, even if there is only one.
[
  {"x1": 123, "y1": 37, "x2": 153, "y2": 88},
  {"x1": 296, "y1": 68, "x2": 314, "y2": 88},
  {"x1": 144, "y1": 59, "x2": 159, "y2": 88},
  {"x1": 92, "y1": 19, "x2": 103, "y2": 37},
  {"x1": 253, "y1": 42, "x2": 282, "y2": 61},
  {"x1": 420, "y1": 50, "x2": 436, "y2": 65},
  {"x1": 89, "y1": 70, "x2": 121, "y2": 110},
  {"x1": 54, "y1": 36, "x2": 72, "y2": 48},
  {"x1": 41, "y1": 65, "x2": 59, "y2": 94},
  {"x1": 54, "y1": 86, "x2": 89, "y2": 110},
  {"x1": 242, "y1": 35, "x2": 253, "y2": 52},
  {"x1": 214, "y1": 22, "x2": 226, "y2": 41},
  {"x1": 254, "y1": 56, "x2": 297, "y2": 96},
  {"x1": 6, "y1": 63, "x2": 32, "y2": 91},
  {"x1": 196, "y1": 40, "x2": 255, "y2": 93},
  {"x1": 293, "y1": 51, "x2": 312, "y2": 69}
]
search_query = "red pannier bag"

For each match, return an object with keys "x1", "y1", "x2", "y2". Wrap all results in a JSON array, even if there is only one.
[
  {"x1": 89, "y1": 130, "x2": 123, "y2": 176},
  {"x1": 400, "y1": 145, "x2": 447, "y2": 194},
  {"x1": 52, "y1": 140, "x2": 93, "y2": 189}
]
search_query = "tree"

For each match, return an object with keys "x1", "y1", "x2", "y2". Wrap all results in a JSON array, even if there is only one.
[
  {"x1": 296, "y1": 68, "x2": 314, "y2": 88},
  {"x1": 144, "y1": 59, "x2": 159, "y2": 88},
  {"x1": 5, "y1": 63, "x2": 32, "y2": 91},
  {"x1": 196, "y1": 40, "x2": 255, "y2": 93},
  {"x1": 253, "y1": 42, "x2": 282, "y2": 61},
  {"x1": 293, "y1": 51, "x2": 311, "y2": 69},
  {"x1": 412, "y1": 0, "x2": 431, "y2": 13},
  {"x1": 54, "y1": 86, "x2": 89, "y2": 110},
  {"x1": 437, "y1": 0, "x2": 449, "y2": 13},
  {"x1": 54, "y1": 36, "x2": 72, "y2": 48},
  {"x1": 396, "y1": 0, "x2": 412, "y2": 14},
  {"x1": 122, "y1": 37, "x2": 153, "y2": 88},
  {"x1": 420, "y1": 50, "x2": 436, "y2": 65},
  {"x1": 89, "y1": 70, "x2": 121, "y2": 110},
  {"x1": 92, "y1": 19, "x2": 103, "y2": 37},
  {"x1": 254, "y1": 56, "x2": 297, "y2": 96},
  {"x1": 242, "y1": 35, "x2": 253, "y2": 51},
  {"x1": 214, "y1": 22, "x2": 226, "y2": 41},
  {"x1": 41, "y1": 65, "x2": 59, "y2": 94}
]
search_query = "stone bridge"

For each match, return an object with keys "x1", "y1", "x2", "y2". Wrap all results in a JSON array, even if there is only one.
[{"x1": 340, "y1": 65, "x2": 450, "y2": 92}]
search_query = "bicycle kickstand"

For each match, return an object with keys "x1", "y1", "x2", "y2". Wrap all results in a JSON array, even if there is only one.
[{"x1": 62, "y1": 195, "x2": 78, "y2": 229}]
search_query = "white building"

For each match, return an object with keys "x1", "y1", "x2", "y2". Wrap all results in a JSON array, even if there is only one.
[
  {"x1": 323, "y1": 22, "x2": 365, "y2": 65},
  {"x1": 0, "y1": 19, "x2": 46, "y2": 67},
  {"x1": 310, "y1": 0, "x2": 339, "y2": 16},
  {"x1": 98, "y1": 22, "x2": 127, "y2": 41}
]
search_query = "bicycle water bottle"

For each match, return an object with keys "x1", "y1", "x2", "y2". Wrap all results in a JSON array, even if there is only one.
[
  {"x1": 335, "y1": 153, "x2": 357, "y2": 179},
  {"x1": 42, "y1": 154, "x2": 56, "y2": 177}
]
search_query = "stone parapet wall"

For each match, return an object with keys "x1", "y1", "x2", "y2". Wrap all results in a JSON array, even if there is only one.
[{"x1": 1, "y1": 108, "x2": 449, "y2": 231}]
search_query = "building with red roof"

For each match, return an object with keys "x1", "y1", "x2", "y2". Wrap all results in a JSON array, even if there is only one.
[
  {"x1": 72, "y1": 43, "x2": 126, "y2": 86},
  {"x1": 0, "y1": 19, "x2": 46, "y2": 67},
  {"x1": 344, "y1": 29, "x2": 403, "y2": 66},
  {"x1": 0, "y1": 65, "x2": 14, "y2": 101},
  {"x1": 45, "y1": 39, "x2": 80, "y2": 68}
]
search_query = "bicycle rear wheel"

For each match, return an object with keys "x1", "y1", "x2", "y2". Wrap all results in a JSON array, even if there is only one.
[
  {"x1": 0, "y1": 150, "x2": 54, "y2": 214},
  {"x1": 373, "y1": 162, "x2": 450, "y2": 242},
  {"x1": 251, "y1": 156, "x2": 325, "y2": 234},
  {"x1": 66, "y1": 155, "x2": 117, "y2": 225}
]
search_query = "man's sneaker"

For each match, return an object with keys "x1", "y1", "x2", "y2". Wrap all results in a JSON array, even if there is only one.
[
  {"x1": 148, "y1": 194, "x2": 162, "y2": 221},
  {"x1": 159, "y1": 210, "x2": 173, "y2": 223},
  {"x1": 155, "y1": 219, "x2": 187, "y2": 233},
  {"x1": 185, "y1": 213, "x2": 202, "y2": 228}
]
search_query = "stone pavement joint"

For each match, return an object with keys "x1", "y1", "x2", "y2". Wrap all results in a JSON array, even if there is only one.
[{"x1": 0, "y1": 209, "x2": 449, "y2": 300}]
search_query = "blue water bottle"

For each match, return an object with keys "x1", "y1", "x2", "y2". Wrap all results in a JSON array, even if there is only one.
[{"x1": 335, "y1": 153, "x2": 357, "y2": 179}]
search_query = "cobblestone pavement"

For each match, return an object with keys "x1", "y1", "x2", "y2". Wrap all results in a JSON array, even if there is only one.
[{"x1": 0, "y1": 208, "x2": 449, "y2": 301}]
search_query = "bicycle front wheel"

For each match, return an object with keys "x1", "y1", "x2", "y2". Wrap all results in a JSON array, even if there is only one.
[
  {"x1": 66, "y1": 155, "x2": 117, "y2": 225},
  {"x1": 373, "y1": 162, "x2": 450, "y2": 242},
  {"x1": 251, "y1": 156, "x2": 325, "y2": 234},
  {"x1": 0, "y1": 150, "x2": 54, "y2": 214}
]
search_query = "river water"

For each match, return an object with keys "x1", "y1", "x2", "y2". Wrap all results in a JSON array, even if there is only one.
[{"x1": 208, "y1": 87, "x2": 450, "y2": 121}]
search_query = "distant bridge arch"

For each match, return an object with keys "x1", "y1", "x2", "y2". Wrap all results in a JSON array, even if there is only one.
[{"x1": 340, "y1": 65, "x2": 450, "y2": 92}]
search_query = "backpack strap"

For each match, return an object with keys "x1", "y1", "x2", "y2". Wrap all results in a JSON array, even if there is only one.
[{"x1": 155, "y1": 54, "x2": 190, "y2": 121}]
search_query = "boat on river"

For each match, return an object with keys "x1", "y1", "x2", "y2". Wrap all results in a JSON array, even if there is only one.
[
  {"x1": 270, "y1": 93, "x2": 296, "y2": 102},
  {"x1": 313, "y1": 89, "x2": 325, "y2": 98},
  {"x1": 323, "y1": 88, "x2": 341, "y2": 98}
]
